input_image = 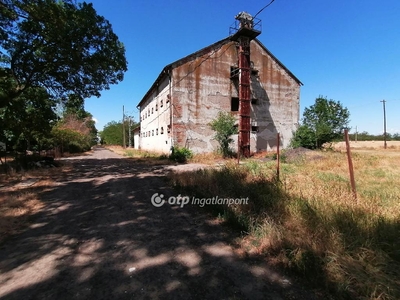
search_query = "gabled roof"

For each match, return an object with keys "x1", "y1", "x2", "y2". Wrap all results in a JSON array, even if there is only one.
[{"x1": 137, "y1": 37, "x2": 302, "y2": 108}]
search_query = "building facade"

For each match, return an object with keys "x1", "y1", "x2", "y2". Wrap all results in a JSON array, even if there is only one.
[{"x1": 136, "y1": 37, "x2": 302, "y2": 154}]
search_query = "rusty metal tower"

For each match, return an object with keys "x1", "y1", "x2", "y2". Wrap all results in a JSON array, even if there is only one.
[{"x1": 230, "y1": 12, "x2": 261, "y2": 158}]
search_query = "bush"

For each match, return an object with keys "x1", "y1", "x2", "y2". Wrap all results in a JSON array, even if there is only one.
[
  {"x1": 209, "y1": 112, "x2": 238, "y2": 157},
  {"x1": 169, "y1": 146, "x2": 193, "y2": 163}
]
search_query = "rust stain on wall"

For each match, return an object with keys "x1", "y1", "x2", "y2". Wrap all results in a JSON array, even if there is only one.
[{"x1": 138, "y1": 38, "x2": 301, "y2": 154}]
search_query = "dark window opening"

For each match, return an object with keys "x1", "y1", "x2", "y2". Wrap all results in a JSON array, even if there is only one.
[
  {"x1": 251, "y1": 126, "x2": 259, "y2": 133},
  {"x1": 230, "y1": 66, "x2": 239, "y2": 79},
  {"x1": 231, "y1": 97, "x2": 239, "y2": 111},
  {"x1": 251, "y1": 69, "x2": 259, "y2": 76},
  {"x1": 251, "y1": 98, "x2": 258, "y2": 104}
]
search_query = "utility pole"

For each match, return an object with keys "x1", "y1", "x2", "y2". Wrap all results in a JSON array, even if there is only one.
[
  {"x1": 381, "y1": 100, "x2": 387, "y2": 149},
  {"x1": 122, "y1": 105, "x2": 126, "y2": 148},
  {"x1": 128, "y1": 117, "x2": 132, "y2": 148},
  {"x1": 355, "y1": 126, "x2": 357, "y2": 143}
]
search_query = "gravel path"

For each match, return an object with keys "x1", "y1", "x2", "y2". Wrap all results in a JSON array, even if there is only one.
[{"x1": 0, "y1": 148, "x2": 321, "y2": 300}]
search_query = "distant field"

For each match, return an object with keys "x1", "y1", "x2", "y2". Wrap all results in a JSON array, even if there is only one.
[{"x1": 333, "y1": 140, "x2": 400, "y2": 151}]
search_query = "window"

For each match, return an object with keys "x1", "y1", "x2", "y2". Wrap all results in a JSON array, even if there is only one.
[
  {"x1": 231, "y1": 97, "x2": 239, "y2": 111},
  {"x1": 156, "y1": 104, "x2": 158, "y2": 111},
  {"x1": 160, "y1": 127, "x2": 164, "y2": 134},
  {"x1": 152, "y1": 107, "x2": 154, "y2": 114},
  {"x1": 152, "y1": 130, "x2": 154, "y2": 136},
  {"x1": 160, "y1": 100, "x2": 163, "y2": 107},
  {"x1": 156, "y1": 128, "x2": 158, "y2": 135},
  {"x1": 251, "y1": 98, "x2": 258, "y2": 104},
  {"x1": 167, "y1": 124, "x2": 171, "y2": 134},
  {"x1": 230, "y1": 66, "x2": 239, "y2": 79},
  {"x1": 166, "y1": 94, "x2": 170, "y2": 103},
  {"x1": 251, "y1": 126, "x2": 259, "y2": 133}
]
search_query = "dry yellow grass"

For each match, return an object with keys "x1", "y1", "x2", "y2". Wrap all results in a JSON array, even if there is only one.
[
  {"x1": 0, "y1": 166, "x2": 66, "y2": 244},
  {"x1": 169, "y1": 150, "x2": 400, "y2": 299},
  {"x1": 333, "y1": 140, "x2": 400, "y2": 150}
]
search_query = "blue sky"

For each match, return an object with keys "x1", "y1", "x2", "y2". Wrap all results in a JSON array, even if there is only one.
[{"x1": 85, "y1": 0, "x2": 400, "y2": 135}]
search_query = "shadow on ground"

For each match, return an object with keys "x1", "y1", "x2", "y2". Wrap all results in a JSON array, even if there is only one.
[{"x1": 0, "y1": 151, "x2": 321, "y2": 300}]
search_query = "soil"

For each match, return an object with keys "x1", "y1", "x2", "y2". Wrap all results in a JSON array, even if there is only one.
[{"x1": 0, "y1": 147, "x2": 325, "y2": 300}]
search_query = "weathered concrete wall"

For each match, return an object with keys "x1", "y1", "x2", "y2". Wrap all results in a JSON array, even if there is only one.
[
  {"x1": 249, "y1": 41, "x2": 300, "y2": 150},
  {"x1": 171, "y1": 43, "x2": 235, "y2": 153},
  {"x1": 170, "y1": 39, "x2": 300, "y2": 153},
  {"x1": 139, "y1": 77, "x2": 172, "y2": 153}
]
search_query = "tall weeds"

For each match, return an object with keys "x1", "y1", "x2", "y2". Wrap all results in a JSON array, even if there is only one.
[{"x1": 169, "y1": 151, "x2": 400, "y2": 299}]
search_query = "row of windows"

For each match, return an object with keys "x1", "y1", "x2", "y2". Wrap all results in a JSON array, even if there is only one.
[
  {"x1": 141, "y1": 96, "x2": 170, "y2": 121},
  {"x1": 141, "y1": 125, "x2": 171, "y2": 138}
]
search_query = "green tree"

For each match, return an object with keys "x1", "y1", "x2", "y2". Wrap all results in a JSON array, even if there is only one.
[
  {"x1": 291, "y1": 96, "x2": 350, "y2": 149},
  {"x1": 0, "y1": 0, "x2": 127, "y2": 108},
  {"x1": 100, "y1": 121, "x2": 124, "y2": 146},
  {"x1": 209, "y1": 112, "x2": 238, "y2": 157},
  {"x1": 100, "y1": 119, "x2": 136, "y2": 146},
  {"x1": 0, "y1": 86, "x2": 57, "y2": 151}
]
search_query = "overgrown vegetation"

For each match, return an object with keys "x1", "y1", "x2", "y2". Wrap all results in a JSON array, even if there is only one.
[
  {"x1": 169, "y1": 150, "x2": 400, "y2": 299},
  {"x1": 291, "y1": 96, "x2": 350, "y2": 149},
  {"x1": 169, "y1": 146, "x2": 193, "y2": 163},
  {"x1": 209, "y1": 112, "x2": 238, "y2": 157}
]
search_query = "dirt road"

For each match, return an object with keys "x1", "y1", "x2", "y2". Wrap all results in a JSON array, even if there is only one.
[{"x1": 0, "y1": 148, "x2": 319, "y2": 299}]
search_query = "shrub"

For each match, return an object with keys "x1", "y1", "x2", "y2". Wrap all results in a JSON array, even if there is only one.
[
  {"x1": 169, "y1": 146, "x2": 193, "y2": 163},
  {"x1": 209, "y1": 112, "x2": 238, "y2": 157}
]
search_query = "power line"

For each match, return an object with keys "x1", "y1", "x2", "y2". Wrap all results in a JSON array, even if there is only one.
[{"x1": 253, "y1": 0, "x2": 276, "y2": 20}]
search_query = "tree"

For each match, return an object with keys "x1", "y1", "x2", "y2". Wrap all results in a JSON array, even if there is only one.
[
  {"x1": 52, "y1": 113, "x2": 97, "y2": 153},
  {"x1": 0, "y1": 86, "x2": 58, "y2": 151},
  {"x1": 0, "y1": 0, "x2": 127, "y2": 108},
  {"x1": 100, "y1": 119, "x2": 136, "y2": 146},
  {"x1": 291, "y1": 96, "x2": 350, "y2": 149},
  {"x1": 209, "y1": 112, "x2": 238, "y2": 157}
]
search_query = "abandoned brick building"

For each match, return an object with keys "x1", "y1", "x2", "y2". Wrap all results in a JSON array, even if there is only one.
[{"x1": 136, "y1": 14, "x2": 302, "y2": 154}]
